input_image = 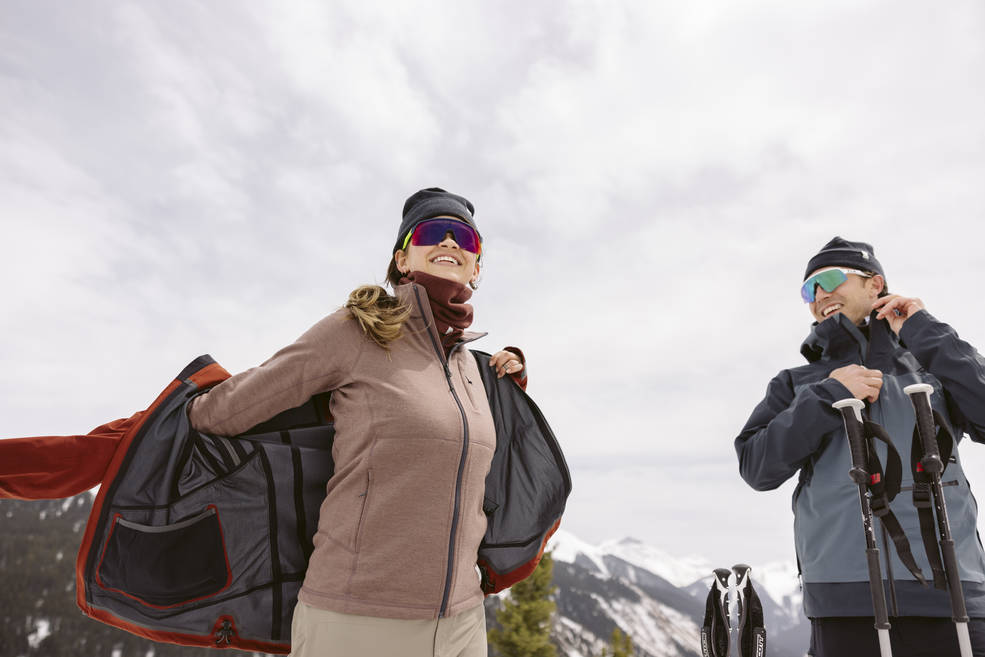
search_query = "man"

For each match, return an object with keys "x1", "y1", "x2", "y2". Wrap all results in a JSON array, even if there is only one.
[{"x1": 735, "y1": 237, "x2": 985, "y2": 656}]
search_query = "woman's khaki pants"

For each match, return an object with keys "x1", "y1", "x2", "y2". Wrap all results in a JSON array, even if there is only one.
[{"x1": 289, "y1": 601, "x2": 487, "y2": 657}]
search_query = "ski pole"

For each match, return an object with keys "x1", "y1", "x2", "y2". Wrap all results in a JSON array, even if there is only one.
[
  {"x1": 880, "y1": 522, "x2": 900, "y2": 617},
  {"x1": 716, "y1": 568, "x2": 733, "y2": 657},
  {"x1": 701, "y1": 568, "x2": 733, "y2": 657},
  {"x1": 904, "y1": 383, "x2": 973, "y2": 657},
  {"x1": 727, "y1": 566, "x2": 737, "y2": 657},
  {"x1": 833, "y1": 397, "x2": 893, "y2": 657},
  {"x1": 733, "y1": 564, "x2": 766, "y2": 657}
]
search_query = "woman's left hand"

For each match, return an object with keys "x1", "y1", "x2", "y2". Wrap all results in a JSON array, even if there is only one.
[{"x1": 489, "y1": 350, "x2": 524, "y2": 379}]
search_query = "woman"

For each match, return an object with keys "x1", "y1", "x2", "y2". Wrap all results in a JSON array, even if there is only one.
[{"x1": 187, "y1": 187, "x2": 525, "y2": 657}]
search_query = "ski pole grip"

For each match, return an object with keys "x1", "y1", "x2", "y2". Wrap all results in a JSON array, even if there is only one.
[
  {"x1": 867, "y1": 549, "x2": 891, "y2": 630},
  {"x1": 833, "y1": 398, "x2": 868, "y2": 485},
  {"x1": 939, "y1": 538, "x2": 971, "y2": 623},
  {"x1": 904, "y1": 383, "x2": 943, "y2": 474}
]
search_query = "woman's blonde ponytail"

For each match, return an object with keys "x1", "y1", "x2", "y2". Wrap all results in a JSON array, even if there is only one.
[{"x1": 345, "y1": 285, "x2": 411, "y2": 349}]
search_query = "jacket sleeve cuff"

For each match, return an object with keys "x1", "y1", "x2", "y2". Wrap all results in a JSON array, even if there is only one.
[
  {"x1": 815, "y1": 377, "x2": 854, "y2": 406},
  {"x1": 805, "y1": 377, "x2": 857, "y2": 447},
  {"x1": 898, "y1": 309, "x2": 935, "y2": 346}
]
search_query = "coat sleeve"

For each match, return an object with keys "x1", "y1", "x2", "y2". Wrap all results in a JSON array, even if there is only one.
[
  {"x1": 734, "y1": 370, "x2": 850, "y2": 491},
  {"x1": 188, "y1": 309, "x2": 365, "y2": 437},
  {"x1": 0, "y1": 413, "x2": 141, "y2": 500},
  {"x1": 899, "y1": 310, "x2": 985, "y2": 444}
]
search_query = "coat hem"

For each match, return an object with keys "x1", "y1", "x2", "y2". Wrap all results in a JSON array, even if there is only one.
[
  {"x1": 298, "y1": 586, "x2": 483, "y2": 621},
  {"x1": 803, "y1": 579, "x2": 985, "y2": 618}
]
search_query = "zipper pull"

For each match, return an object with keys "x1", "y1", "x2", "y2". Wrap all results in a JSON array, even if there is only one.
[{"x1": 215, "y1": 619, "x2": 233, "y2": 646}]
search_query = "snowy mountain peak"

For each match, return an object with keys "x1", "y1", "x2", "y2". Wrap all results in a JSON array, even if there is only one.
[
  {"x1": 546, "y1": 528, "x2": 808, "y2": 656},
  {"x1": 549, "y1": 528, "x2": 612, "y2": 577},
  {"x1": 549, "y1": 529, "x2": 800, "y2": 599}
]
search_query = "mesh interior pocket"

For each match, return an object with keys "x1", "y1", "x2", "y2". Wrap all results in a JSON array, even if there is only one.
[{"x1": 97, "y1": 506, "x2": 231, "y2": 608}]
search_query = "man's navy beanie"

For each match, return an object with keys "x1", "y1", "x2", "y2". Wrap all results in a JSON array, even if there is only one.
[
  {"x1": 393, "y1": 187, "x2": 480, "y2": 255},
  {"x1": 804, "y1": 236, "x2": 885, "y2": 281}
]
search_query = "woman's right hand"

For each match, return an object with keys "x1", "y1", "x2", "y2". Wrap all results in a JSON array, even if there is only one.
[{"x1": 489, "y1": 350, "x2": 524, "y2": 379}]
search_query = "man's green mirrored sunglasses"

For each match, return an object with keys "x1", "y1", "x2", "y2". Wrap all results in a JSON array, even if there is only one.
[{"x1": 801, "y1": 268, "x2": 871, "y2": 303}]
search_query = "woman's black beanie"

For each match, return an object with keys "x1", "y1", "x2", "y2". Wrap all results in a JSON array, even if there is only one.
[
  {"x1": 804, "y1": 236, "x2": 885, "y2": 281},
  {"x1": 393, "y1": 187, "x2": 480, "y2": 255}
]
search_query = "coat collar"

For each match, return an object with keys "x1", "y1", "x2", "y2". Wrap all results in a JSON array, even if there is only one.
[
  {"x1": 394, "y1": 283, "x2": 487, "y2": 357},
  {"x1": 800, "y1": 311, "x2": 898, "y2": 367}
]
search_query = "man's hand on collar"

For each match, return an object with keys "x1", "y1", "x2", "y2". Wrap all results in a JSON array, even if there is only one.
[{"x1": 873, "y1": 294, "x2": 926, "y2": 336}]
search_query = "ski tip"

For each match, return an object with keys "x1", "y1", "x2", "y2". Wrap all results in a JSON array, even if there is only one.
[{"x1": 732, "y1": 564, "x2": 751, "y2": 589}]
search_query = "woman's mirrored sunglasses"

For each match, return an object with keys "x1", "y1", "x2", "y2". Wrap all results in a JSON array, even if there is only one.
[
  {"x1": 402, "y1": 218, "x2": 482, "y2": 255},
  {"x1": 800, "y1": 268, "x2": 871, "y2": 303}
]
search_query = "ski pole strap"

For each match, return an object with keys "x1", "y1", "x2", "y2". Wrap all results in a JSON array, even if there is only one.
[
  {"x1": 701, "y1": 570, "x2": 732, "y2": 657},
  {"x1": 862, "y1": 420, "x2": 902, "y2": 499},
  {"x1": 910, "y1": 409, "x2": 955, "y2": 590},
  {"x1": 735, "y1": 569, "x2": 766, "y2": 657},
  {"x1": 873, "y1": 501, "x2": 928, "y2": 587},
  {"x1": 862, "y1": 420, "x2": 928, "y2": 586},
  {"x1": 913, "y1": 480, "x2": 946, "y2": 590}
]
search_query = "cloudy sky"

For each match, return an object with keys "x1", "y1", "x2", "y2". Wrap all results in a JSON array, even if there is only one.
[{"x1": 2, "y1": 1, "x2": 984, "y2": 570}]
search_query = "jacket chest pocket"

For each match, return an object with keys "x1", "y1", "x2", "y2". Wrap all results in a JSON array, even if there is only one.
[
  {"x1": 456, "y1": 356, "x2": 483, "y2": 413},
  {"x1": 889, "y1": 372, "x2": 951, "y2": 427}
]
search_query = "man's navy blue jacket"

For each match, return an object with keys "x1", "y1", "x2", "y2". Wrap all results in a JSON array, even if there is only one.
[{"x1": 736, "y1": 310, "x2": 985, "y2": 618}]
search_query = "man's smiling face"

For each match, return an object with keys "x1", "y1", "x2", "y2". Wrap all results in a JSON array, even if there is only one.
[{"x1": 807, "y1": 267, "x2": 884, "y2": 325}]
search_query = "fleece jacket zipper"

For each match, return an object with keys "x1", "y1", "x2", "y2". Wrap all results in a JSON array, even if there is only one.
[{"x1": 412, "y1": 287, "x2": 470, "y2": 617}]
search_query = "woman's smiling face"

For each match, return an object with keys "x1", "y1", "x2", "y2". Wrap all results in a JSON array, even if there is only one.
[{"x1": 393, "y1": 216, "x2": 480, "y2": 287}]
